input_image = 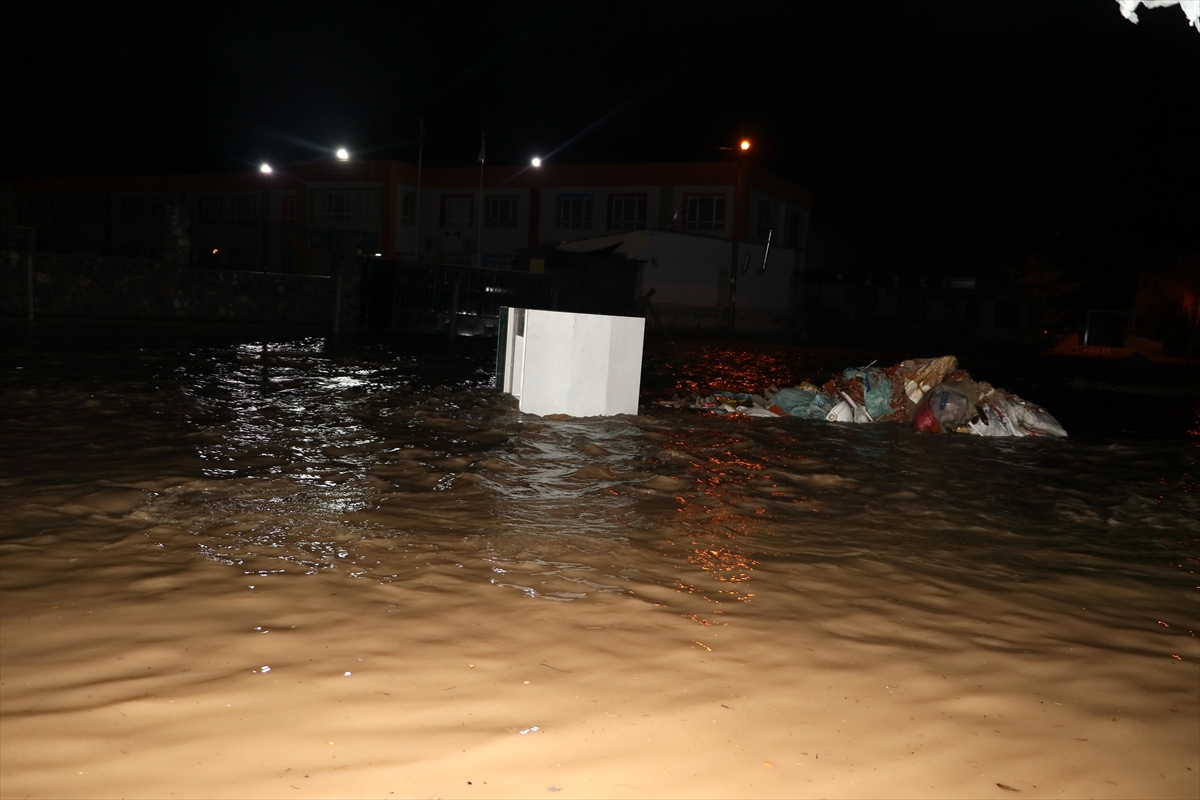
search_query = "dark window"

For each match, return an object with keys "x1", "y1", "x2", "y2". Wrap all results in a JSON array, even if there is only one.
[
  {"x1": 685, "y1": 196, "x2": 725, "y2": 231},
  {"x1": 609, "y1": 195, "x2": 646, "y2": 230},
  {"x1": 557, "y1": 195, "x2": 592, "y2": 229},
  {"x1": 786, "y1": 210, "x2": 801, "y2": 247},
  {"x1": 400, "y1": 192, "x2": 416, "y2": 225},
  {"x1": 756, "y1": 199, "x2": 771, "y2": 239},
  {"x1": 282, "y1": 196, "x2": 297, "y2": 224},
  {"x1": 230, "y1": 196, "x2": 255, "y2": 224},
  {"x1": 486, "y1": 196, "x2": 518, "y2": 228},
  {"x1": 440, "y1": 195, "x2": 472, "y2": 229},
  {"x1": 319, "y1": 191, "x2": 380, "y2": 223},
  {"x1": 198, "y1": 197, "x2": 222, "y2": 223}
]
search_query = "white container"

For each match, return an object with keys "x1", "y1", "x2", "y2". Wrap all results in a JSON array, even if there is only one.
[{"x1": 496, "y1": 307, "x2": 645, "y2": 417}]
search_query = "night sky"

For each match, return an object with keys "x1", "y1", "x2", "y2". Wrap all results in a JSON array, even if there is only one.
[{"x1": 5, "y1": 1, "x2": 1197, "y2": 293}]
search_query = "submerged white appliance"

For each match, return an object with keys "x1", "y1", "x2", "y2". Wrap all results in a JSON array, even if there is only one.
[{"x1": 495, "y1": 307, "x2": 645, "y2": 417}]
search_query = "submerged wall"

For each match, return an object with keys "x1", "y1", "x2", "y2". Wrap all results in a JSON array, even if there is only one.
[{"x1": 0, "y1": 250, "x2": 343, "y2": 326}]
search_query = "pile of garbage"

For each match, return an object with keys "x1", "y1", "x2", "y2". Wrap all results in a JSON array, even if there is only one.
[{"x1": 656, "y1": 355, "x2": 1067, "y2": 438}]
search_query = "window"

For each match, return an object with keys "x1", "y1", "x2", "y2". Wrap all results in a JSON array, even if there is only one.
[
  {"x1": 756, "y1": 199, "x2": 771, "y2": 239},
  {"x1": 198, "y1": 197, "x2": 222, "y2": 223},
  {"x1": 440, "y1": 195, "x2": 473, "y2": 229},
  {"x1": 318, "y1": 190, "x2": 380, "y2": 223},
  {"x1": 609, "y1": 195, "x2": 646, "y2": 230},
  {"x1": 786, "y1": 209, "x2": 800, "y2": 247},
  {"x1": 557, "y1": 195, "x2": 592, "y2": 229},
  {"x1": 685, "y1": 195, "x2": 725, "y2": 231},
  {"x1": 230, "y1": 196, "x2": 255, "y2": 224},
  {"x1": 282, "y1": 196, "x2": 297, "y2": 224},
  {"x1": 400, "y1": 192, "x2": 416, "y2": 225},
  {"x1": 486, "y1": 196, "x2": 518, "y2": 228}
]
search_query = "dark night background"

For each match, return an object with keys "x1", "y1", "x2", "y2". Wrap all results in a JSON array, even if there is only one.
[{"x1": 4, "y1": 1, "x2": 1198, "y2": 310}]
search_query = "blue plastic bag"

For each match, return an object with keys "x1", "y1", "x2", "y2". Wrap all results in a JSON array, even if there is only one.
[
  {"x1": 841, "y1": 367, "x2": 893, "y2": 421},
  {"x1": 769, "y1": 387, "x2": 836, "y2": 420}
]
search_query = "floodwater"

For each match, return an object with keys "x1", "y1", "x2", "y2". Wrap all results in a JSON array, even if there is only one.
[{"x1": 1, "y1": 328, "x2": 1197, "y2": 800}]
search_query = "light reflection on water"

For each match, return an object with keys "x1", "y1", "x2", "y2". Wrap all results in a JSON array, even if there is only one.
[{"x1": 1, "y1": 331, "x2": 1196, "y2": 630}]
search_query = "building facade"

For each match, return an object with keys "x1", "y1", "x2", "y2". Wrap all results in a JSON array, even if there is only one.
[{"x1": 7, "y1": 158, "x2": 812, "y2": 333}]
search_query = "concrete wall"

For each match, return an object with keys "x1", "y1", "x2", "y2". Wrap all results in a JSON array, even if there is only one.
[
  {"x1": 745, "y1": 188, "x2": 809, "y2": 250},
  {"x1": 557, "y1": 230, "x2": 798, "y2": 335},
  {"x1": 560, "y1": 230, "x2": 796, "y2": 310},
  {"x1": 0, "y1": 250, "x2": 342, "y2": 326},
  {"x1": 413, "y1": 185, "x2": 534, "y2": 265}
]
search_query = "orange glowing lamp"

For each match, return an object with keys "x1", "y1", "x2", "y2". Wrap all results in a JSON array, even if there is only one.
[{"x1": 739, "y1": 139, "x2": 751, "y2": 151}]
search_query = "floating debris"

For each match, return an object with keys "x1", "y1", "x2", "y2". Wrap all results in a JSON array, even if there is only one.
[{"x1": 660, "y1": 355, "x2": 1066, "y2": 438}]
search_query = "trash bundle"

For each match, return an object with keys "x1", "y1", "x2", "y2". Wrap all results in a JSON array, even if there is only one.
[{"x1": 660, "y1": 355, "x2": 1067, "y2": 438}]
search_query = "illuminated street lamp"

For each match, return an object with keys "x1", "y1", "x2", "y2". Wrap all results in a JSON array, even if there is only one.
[
  {"x1": 531, "y1": 156, "x2": 542, "y2": 167},
  {"x1": 716, "y1": 139, "x2": 753, "y2": 153},
  {"x1": 259, "y1": 163, "x2": 273, "y2": 174},
  {"x1": 728, "y1": 136, "x2": 752, "y2": 338},
  {"x1": 336, "y1": 147, "x2": 350, "y2": 161}
]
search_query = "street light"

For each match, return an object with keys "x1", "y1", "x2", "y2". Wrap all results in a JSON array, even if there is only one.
[
  {"x1": 259, "y1": 163, "x2": 273, "y2": 174},
  {"x1": 531, "y1": 157, "x2": 542, "y2": 168},
  {"x1": 729, "y1": 137, "x2": 751, "y2": 338},
  {"x1": 336, "y1": 147, "x2": 350, "y2": 161}
]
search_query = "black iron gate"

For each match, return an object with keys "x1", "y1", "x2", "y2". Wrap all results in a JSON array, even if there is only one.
[{"x1": 361, "y1": 259, "x2": 562, "y2": 336}]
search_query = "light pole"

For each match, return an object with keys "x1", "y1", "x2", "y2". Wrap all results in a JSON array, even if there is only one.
[
  {"x1": 728, "y1": 139, "x2": 751, "y2": 338},
  {"x1": 528, "y1": 157, "x2": 543, "y2": 269}
]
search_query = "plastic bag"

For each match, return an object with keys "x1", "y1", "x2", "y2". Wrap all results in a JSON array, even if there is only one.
[
  {"x1": 912, "y1": 380, "x2": 978, "y2": 433},
  {"x1": 842, "y1": 367, "x2": 893, "y2": 421},
  {"x1": 826, "y1": 394, "x2": 874, "y2": 424},
  {"x1": 768, "y1": 386, "x2": 838, "y2": 420},
  {"x1": 890, "y1": 356, "x2": 959, "y2": 406},
  {"x1": 970, "y1": 391, "x2": 1067, "y2": 437}
]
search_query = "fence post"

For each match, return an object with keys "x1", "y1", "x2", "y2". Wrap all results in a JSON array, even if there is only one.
[
  {"x1": 333, "y1": 267, "x2": 343, "y2": 336},
  {"x1": 448, "y1": 269, "x2": 463, "y2": 341}
]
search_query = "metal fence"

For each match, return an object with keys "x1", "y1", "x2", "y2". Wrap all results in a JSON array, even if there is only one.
[
  {"x1": 362, "y1": 259, "x2": 562, "y2": 336},
  {"x1": 0, "y1": 191, "x2": 362, "y2": 276}
]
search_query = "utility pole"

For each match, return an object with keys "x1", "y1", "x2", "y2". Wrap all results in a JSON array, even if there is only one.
[
  {"x1": 728, "y1": 138, "x2": 751, "y2": 338},
  {"x1": 414, "y1": 118, "x2": 424, "y2": 262},
  {"x1": 477, "y1": 132, "x2": 485, "y2": 268}
]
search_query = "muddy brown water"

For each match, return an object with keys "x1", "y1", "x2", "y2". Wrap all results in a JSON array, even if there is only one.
[{"x1": 1, "y1": 329, "x2": 1197, "y2": 799}]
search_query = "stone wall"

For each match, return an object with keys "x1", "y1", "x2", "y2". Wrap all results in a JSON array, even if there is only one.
[{"x1": 1, "y1": 251, "x2": 348, "y2": 326}]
